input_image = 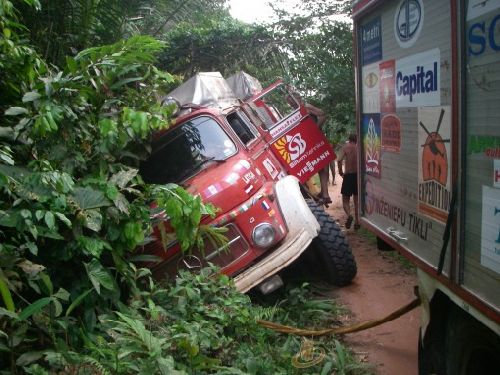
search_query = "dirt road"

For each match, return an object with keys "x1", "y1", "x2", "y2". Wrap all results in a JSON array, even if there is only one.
[{"x1": 326, "y1": 182, "x2": 420, "y2": 375}]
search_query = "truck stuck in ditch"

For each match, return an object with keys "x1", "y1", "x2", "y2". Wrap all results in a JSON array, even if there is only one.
[{"x1": 139, "y1": 72, "x2": 357, "y2": 294}]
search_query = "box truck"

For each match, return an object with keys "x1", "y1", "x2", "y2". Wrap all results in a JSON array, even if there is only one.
[{"x1": 352, "y1": 0, "x2": 500, "y2": 373}]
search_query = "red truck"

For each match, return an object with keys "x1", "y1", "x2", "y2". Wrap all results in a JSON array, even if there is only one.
[
  {"x1": 139, "y1": 72, "x2": 357, "y2": 294},
  {"x1": 353, "y1": 0, "x2": 500, "y2": 373}
]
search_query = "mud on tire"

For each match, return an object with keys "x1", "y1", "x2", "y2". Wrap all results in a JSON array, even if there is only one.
[{"x1": 306, "y1": 199, "x2": 357, "y2": 286}]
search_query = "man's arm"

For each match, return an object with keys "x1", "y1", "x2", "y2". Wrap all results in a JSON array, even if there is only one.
[
  {"x1": 305, "y1": 103, "x2": 327, "y2": 128},
  {"x1": 337, "y1": 147, "x2": 344, "y2": 176}
]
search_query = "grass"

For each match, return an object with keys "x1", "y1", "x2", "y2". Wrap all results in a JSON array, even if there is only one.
[
  {"x1": 356, "y1": 227, "x2": 377, "y2": 245},
  {"x1": 381, "y1": 250, "x2": 416, "y2": 271}
]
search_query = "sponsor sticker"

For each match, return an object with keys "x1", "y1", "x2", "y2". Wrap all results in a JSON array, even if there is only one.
[
  {"x1": 271, "y1": 118, "x2": 334, "y2": 182},
  {"x1": 395, "y1": 48, "x2": 440, "y2": 108},
  {"x1": 379, "y1": 60, "x2": 396, "y2": 113},
  {"x1": 467, "y1": 5, "x2": 500, "y2": 58},
  {"x1": 381, "y1": 114, "x2": 401, "y2": 153},
  {"x1": 261, "y1": 200, "x2": 270, "y2": 211},
  {"x1": 481, "y1": 185, "x2": 500, "y2": 274},
  {"x1": 225, "y1": 172, "x2": 239, "y2": 185},
  {"x1": 203, "y1": 183, "x2": 222, "y2": 198},
  {"x1": 363, "y1": 114, "x2": 382, "y2": 178},
  {"x1": 274, "y1": 132, "x2": 307, "y2": 164},
  {"x1": 468, "y1": 135, "x2": 500, "y2": 157},
  {"x1": 394, "y1": 0, "x2": 424, "y2": 48},
  {"x1": 237, "y1": 159, "x2": 251, "y2": 170},
  {"x1": 418, "y1": 106, "x2": 451, "y2": 222},
  {"x1": 362, "y1": 63, "x2": 381, "y2": 113},
  {"x1": 361, "y1": 16, "x2": 382, "y2": 65},
  {"x1": 269, "y1": 111, "x2": 302, "y2": 138},
  {"x1": 494, "y1": 160, "x2": 500, "y2": 188},
  {"x1": 467, "y1": 0, "x2": 500, "y2": 21},
  {"x1": 263, "y1": 158, "x2": 279, "y2": 179},
  {"x1": 242, "y1": 171, "x2": 255, "y2": 184}
]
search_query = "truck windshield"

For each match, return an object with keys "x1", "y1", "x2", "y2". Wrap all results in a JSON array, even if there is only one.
[{"x1": 140, "y1": 116, "x2": 236, "y2": 184}]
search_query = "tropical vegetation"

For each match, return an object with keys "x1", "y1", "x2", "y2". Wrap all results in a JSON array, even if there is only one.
[{"x1": 1, "y1": 0, "x2": 361, "y2": 373}]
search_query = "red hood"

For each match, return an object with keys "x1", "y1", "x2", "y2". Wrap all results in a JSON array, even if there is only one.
[{"x1": 185, "y1": 156, "x2": 264, "y2": 215}]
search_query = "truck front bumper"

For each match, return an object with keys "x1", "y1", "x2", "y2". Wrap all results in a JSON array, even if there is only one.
[{"x1": 234, "y1": 176, "x2": 320, "y2": 292}]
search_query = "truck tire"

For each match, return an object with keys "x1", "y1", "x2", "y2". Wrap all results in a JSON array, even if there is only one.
[
  {"x1": 445, "y1": 307, "x2": 500, "y2": 375},
  {"x1": 306, "y1": 199, "x2": 357, "y2": 286}
]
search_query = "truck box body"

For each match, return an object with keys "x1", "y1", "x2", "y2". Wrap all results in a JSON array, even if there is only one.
[{"x1": 353, "y1": 0, "x2": 500, "y2": 371}]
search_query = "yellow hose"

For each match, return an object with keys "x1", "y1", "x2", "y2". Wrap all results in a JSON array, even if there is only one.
[{"x1": 258, "y1": 296, "x2": 421, "y2": 337}]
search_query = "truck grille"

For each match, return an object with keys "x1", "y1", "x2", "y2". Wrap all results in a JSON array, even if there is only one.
[
  {"x1": 196, "y1": 224, "x2": 249, "y2": 268},
  {"x1": 148, "y1": 224, "x2": 250, "y2": 279}
]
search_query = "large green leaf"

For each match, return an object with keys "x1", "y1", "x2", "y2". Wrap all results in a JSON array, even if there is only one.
[
  {"x1": 71, "y1": 187, "x2": 111, "y2": 210},
  {"x1": 109, "y1": 168, "x2": 138, "y2": 188},
  {"x1": 65, "y1": 288, "x2": 93, "y2": 316},
  {"x1": 78, "y1": 235, "x2": 111, "y2": 257},
  {"x1": 85, "y1": 259, "x2": 115, "y2": 295},
  {"x1": 22, "y1": 91, "x2": 41, "y2": 102},
  {"x1": 18, "y1": 297, "x2": 51, "y2": 320},
  {"x1": 44, "y1": 211, "x2": 55, "y2": 230},
  {"x1": 113, "y1": 192, "x2": 130, "y2": 214},
  {"x1": 15, "y1": 351, "x2": 43, "y2": 366},
  {"x1": 4, "y1": 107, "x2": 28, "y2": 116},
  {"x1": 0, "y1": 278, "x2": 15, "y2": 312},
  {"x1": 83, "y1": 209, "x2": 103, "y2": 232}
]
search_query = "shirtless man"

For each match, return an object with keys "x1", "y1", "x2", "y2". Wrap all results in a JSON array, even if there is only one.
[{"x1": 337, "y1": 134, "x2": 359, "y2": 229}]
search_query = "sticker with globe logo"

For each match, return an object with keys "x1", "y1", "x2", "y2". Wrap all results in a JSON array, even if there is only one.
[{"x1": 394, "y1": 0, "x2": 424, "y2": 48}]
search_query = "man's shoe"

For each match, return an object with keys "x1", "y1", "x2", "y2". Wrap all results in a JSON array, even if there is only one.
[{"x1": 345, "y1": 215, "x2": 353, "y2": 229}]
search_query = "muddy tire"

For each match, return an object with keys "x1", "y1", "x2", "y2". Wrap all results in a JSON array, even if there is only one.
[{"x1": 306, "y1": 199, "x2": 357, "y2": 286}]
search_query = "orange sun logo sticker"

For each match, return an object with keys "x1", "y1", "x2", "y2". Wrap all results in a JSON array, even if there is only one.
[
  {"x1": 274, "y1": 136, "x2": 291, "y2": 163},
  {"x1": 273, "y1": 133, "x2": 307, "y2": 165}
]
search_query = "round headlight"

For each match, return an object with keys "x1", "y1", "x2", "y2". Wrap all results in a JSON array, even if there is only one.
[{"x1": 252, "y1": 223, "x2": 276, "y2": 248}]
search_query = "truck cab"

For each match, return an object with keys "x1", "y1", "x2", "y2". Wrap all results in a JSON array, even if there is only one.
[{"x1": 140, "y1": 72, "x2": 357, "y2": 293}]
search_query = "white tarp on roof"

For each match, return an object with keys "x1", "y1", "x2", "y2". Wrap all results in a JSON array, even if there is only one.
[
  {"x1": 226, "y1": 71, "x2": 263, "y2": 100},
  {"x1": 166, "y1": 72, "x2": 239, "y2": 109}
]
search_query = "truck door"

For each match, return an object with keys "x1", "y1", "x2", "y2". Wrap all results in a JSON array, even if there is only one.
[{"x1": 246, "y1": 82, "x2": 335, "y2": 183}]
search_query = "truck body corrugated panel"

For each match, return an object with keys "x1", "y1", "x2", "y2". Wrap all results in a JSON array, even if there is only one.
[{"x1": 357, "y1": 0, "x2": 453, "y2": 273}]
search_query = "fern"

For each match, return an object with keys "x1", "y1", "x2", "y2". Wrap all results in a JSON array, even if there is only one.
[
  {"x1": 80, "y1": 355, "x2": 112, "y2": 375},
  {"x1": 252, "y1": 305, "x2": 283, "y2": 321}
]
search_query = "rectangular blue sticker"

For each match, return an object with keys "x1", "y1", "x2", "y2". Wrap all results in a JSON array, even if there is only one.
[{"x1": 361, "y1": 17, "x2": 382, "y2": 66}]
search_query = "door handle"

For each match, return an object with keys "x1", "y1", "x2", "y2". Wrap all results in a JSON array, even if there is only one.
[{"x1": 387, "y1": 227, "x2": 408, "y2": 242}]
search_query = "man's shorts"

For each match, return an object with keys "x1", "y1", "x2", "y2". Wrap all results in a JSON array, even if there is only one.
[{"x1": 341, "y1": 173, "x2": 357, "y2": 197}]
